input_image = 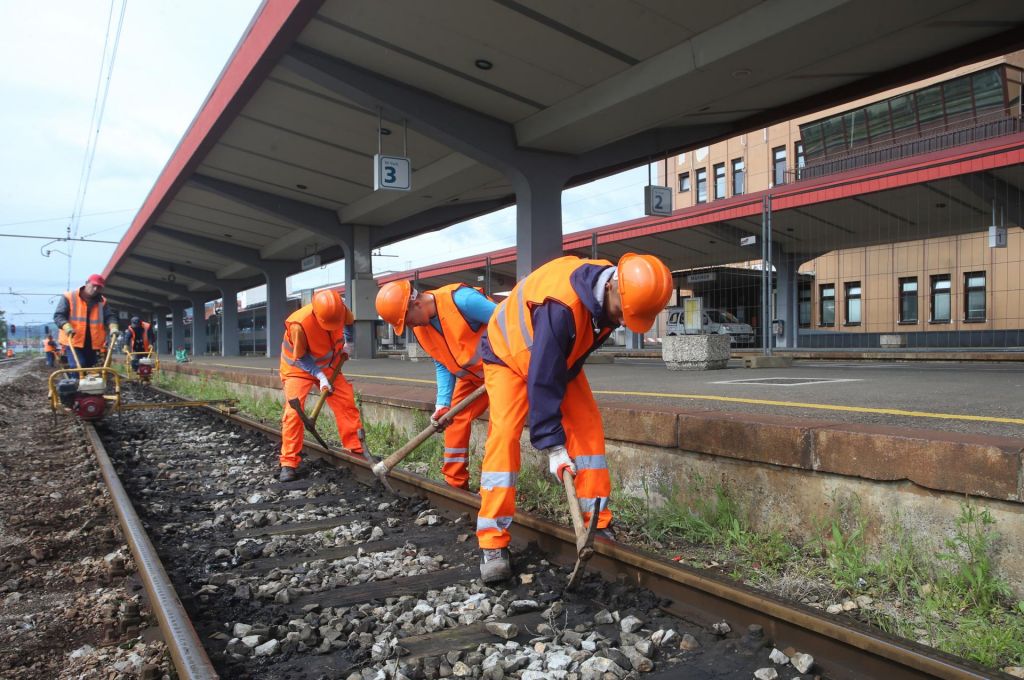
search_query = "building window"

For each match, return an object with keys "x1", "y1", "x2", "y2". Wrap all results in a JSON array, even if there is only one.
[
  {"x1": 696, "y1": 168, "x2": 707, "y2": 203},
  {"x1": 930, "y1": 274, "x2": 951, "y2": 322},
  {"x1": 772, "y1": 146, "x2": 786, "y2": 186},
  {"x1": 732, "y1": 158, "x2": 745, "y2": 195},
  {"x1": 819, "y1": 284, "x2": 835, "y2": 327},
  {"x1": 964, "y1": 272, "x2": 986, "y2": 321},
  {"x1": 798, "y1": 282, "x2": 811, "y2": 328},
  {"x1": 899, "y1": 277, "x2": 918, "y2": 323},
  {"x1": 795, "y1": 142, "x2": 805, "y2": 179},
  {"x1": 844, "y1": 282, "x2": 862, "y2": 325},
  {"x1": 713, "y1": 163, "x2": 726, "y2": 200},
  {"x1": 678, "y1": 172, "x2": 690, "y2": 193}
]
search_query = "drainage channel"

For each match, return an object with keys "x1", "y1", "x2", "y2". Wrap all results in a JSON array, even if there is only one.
[{"x1": 85, "y1": 382, "x2": 1000, "y2": 679}]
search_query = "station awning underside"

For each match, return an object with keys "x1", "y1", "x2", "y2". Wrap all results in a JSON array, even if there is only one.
[
  {"x1": 378, "y1": 134, "x2": 1024, "y2": 292},
  {"x1": 101, "y1": 0, "x2": 1024, "y2": 309}
]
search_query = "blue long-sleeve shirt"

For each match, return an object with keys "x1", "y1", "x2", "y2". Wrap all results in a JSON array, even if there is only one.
[
  {"x1": 432, "y1": 287, "x2": 496, "y2": 407},
  {"x1": 480, "y1": 263, "x2": 615, "y2": 450}
]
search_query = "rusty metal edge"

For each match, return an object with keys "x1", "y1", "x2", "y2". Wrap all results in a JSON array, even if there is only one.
[
  {"x1": 151, "y1": 386, "x2": 1005, "y2": 680},
  {"x1": 84, "y1": 423, "x2": 219, "y2": 680}
]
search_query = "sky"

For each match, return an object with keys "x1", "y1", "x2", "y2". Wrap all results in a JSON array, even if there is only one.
[{"x1": 0, "y1": 1, "x2": 651, "y2": 329}]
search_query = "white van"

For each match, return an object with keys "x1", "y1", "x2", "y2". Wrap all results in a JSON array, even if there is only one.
[{"x1": 666, "y1": 307, "x2": 754, "y2": 345}]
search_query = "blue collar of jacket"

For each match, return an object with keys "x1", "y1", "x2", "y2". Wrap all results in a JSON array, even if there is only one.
[{"x1": 569, "y1": 263, "x2": 616, "y2": 328}]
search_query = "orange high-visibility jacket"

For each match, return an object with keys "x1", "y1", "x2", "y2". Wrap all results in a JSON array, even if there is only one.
[
  {"x1": 63, "y1": 290, "x2": 109, "y2": 349},
  {"x1": 486, "y1": 256, "x2": 614, "y2": 377},
  {"x1": 279, "y1": 302, "x2": 354, "y2": 380},
  {"x1": 57, "y1": 327, "x2": 68, "y2": 350},
  {"x1": 412, "y1": 284, "x2": 488, "y2": 380},
  {"x1": 126, "y1": 322, "x2": 152, "y2": 352},
  {"x1": 45, "y1": 337, "x2": 58, "y2": 353}
]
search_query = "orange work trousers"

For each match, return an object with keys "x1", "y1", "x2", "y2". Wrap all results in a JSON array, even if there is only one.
[
  {"x1": 280, "y1": 375, "x2": 363, "y2": 469},
  {"x1": 441, "y1": 376, "x2": 490, "y2": 489},
  {"x1": 477, "y1": 362, "x2": 612, "y2": 550}
]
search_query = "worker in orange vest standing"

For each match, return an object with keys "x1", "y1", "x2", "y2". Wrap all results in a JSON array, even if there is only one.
[
  {"x1": 44, "y1": 333, "x2": 59, "y2": 368},
  {"x1": 53, "y1": 274, "x2": 119, "y2": 369},
  {"x1": 122, "y1": 316, "x2": 155, "y2": 370},
  {"x1": 375, "y1": 281, "x2": 496, "y2": 490},
  {"x1": 278, "y1": 290, "x2": 363, "y2": 482},
  {"x1": 474, "y1": 253, "x2": 673, "y2": 583}
]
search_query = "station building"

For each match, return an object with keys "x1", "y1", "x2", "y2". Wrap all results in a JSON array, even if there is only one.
[{"x1": 666, "y1": 51, "x2": 1024, "y2": 349}]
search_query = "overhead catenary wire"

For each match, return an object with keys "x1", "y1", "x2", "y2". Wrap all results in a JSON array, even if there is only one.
[{"x1": 66, "y1": 0, "x2": 129, "y2": 289}]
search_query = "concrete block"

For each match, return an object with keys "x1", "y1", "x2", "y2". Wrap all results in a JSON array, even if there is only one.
[
  {"x1": 662, "y1": 335, "x2": 730, "y2": 370},
  {"x1": 744, "y1": 355, "x2": 793, "y2": 369},
  {"x1": 879, "y1": 334, "x2": 906, "y2": 348},
  {"x1": 601, "y1": 403, "x2": 678, "y2": 448},
  {"x1": 677, "y1": 412, "x2": 815, "y2": 468},
  {"x1": 406, "y1": 342, "x2": 430, "y2": 362}
]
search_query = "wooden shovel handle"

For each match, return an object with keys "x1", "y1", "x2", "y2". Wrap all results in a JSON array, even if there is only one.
[
  {"x1": 308, "y1": 356, "x2": 347, "y2": 422},
  {"x1": 377, "y1": 384, "x2": 487, "y2": 474},
  {"x1": 561, "y1": 469, "x2": 589, "y2": 553}
]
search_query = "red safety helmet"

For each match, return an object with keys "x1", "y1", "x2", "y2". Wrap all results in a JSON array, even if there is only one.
[
  {"x1": 617, "y1": 253, "x2": 673, "y2": 333},
  {"x1": 86, "y1": 274, "x2": 106, "y2": 287},
  {"x1": 312, "y1": 290, "x2": 347, "y2": 330}
]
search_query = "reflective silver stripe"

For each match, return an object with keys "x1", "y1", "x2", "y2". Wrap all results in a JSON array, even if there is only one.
[
  {"x1": 574, "y1": 455, "x2": 608, "y2": 471},
  {"x1": 494, "y1": 301, "x2": 510, "y2": 344},
  {"x1": 480, "y1": 471, "x2": 518, "y2": 490},
  {"x1": 577, "y1": 497, "x2": 608, "y2": 513},
  {"x1": 445, "y1": 447, "x2": 468, "y2": 454},
  {"x1": 282, "y1": 337, "x2": 295, "y2": 352},
  {"x1": 476, "y1": 516, "x2": 513, "y2": 531},
  {"x1": 281, "y1": 350, "x2": 298, "y2": 365},
  {"x1": 444, "y1": 457, "x2": 468, "y2": 464},
  {"x1": 514, "y1": 284, "x2": 532, "y2": 349}
]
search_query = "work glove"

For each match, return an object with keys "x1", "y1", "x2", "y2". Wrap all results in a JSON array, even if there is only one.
[
  {"x1": 109, "y1": 323, "x2": 119, "y2": 335},
  {"x1": 430, "y1": 405, "x2": 450, "y2": 430},
  {"x1": 316, "y1": 371, "x2": 333, "y2": 394},
  {"x1": 62, "y1": 323, "x2": 75, "y2": 337},
  {"x1": 546, "y1": 445, "x2": 576, "y2": 480},
  {"x1": 342, "y1": 341, "x2": 355, "y2": 358}
]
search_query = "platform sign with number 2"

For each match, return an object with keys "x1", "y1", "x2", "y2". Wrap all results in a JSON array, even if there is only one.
[
  {"x1": 644, "y1": 185, "x2": 672, "y2": 216},
  {"x1": 374, "y1": 154, "x2": 412, "y2": 191}
]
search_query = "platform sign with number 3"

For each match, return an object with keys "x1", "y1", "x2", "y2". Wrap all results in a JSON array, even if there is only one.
[
  {"x1": 644, "y1": 185, "x2": 672, "y2": 216},
  {"x1": 374, "y1": 154, "x2": 412, "y2": 191}
]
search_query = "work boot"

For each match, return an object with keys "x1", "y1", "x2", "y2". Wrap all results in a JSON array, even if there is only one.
[
  {"x1": 595, "y1": 525, "x2": 616, "y2": 542},
  {"x1": 278, "y1": 466, "x2": 297, "y2": 483},
  {"x1": 479, "y1": 548, "x2": 512, "y2": 584}
]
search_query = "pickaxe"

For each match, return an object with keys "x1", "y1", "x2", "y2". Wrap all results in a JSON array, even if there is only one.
[
  {"x1": 563, "y1": 469, "x2": 602, "y2": 591},
  {"x1": 371, "y1": 384, "x2": 487, "y2": 494},
  {"x1": 287, "y1": 360, "x2": 347, "y2": 452}
]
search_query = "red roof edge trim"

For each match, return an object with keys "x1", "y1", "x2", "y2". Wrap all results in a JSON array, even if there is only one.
[{"x1": 103, "y1": 0, "x2": 324, "y2": 279}]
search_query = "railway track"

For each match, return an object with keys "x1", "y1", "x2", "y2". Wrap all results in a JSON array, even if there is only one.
[{"x1": 84, "y1": 381, "x2": 1004, "y2": 680}]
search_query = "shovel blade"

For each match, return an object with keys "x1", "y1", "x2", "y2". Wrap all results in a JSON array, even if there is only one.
[{"x1": 288, "y1": 398, "x2": 331, "y2": 450}]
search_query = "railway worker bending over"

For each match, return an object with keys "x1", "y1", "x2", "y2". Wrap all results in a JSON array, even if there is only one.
[
  {"x1": 278, "y1": 290, "x2": 364, "y2": 482},
  {"x1": 375, "y1": 280, "x2": 496, "y2": 490},
  {"x1": 475, "y1": 253, "x2": 673, "y2": 583},
  {"x1": 53, "y1": 273, "x2": 119, "y2": 369}
]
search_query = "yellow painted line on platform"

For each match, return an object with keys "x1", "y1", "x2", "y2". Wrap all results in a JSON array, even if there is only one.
[
  {"x1": 591, "y1": 389, "x2": 1024, "y2": 425},
  {"x1": 194, "y1": 366, "x2": 1024, "y2": 425}
]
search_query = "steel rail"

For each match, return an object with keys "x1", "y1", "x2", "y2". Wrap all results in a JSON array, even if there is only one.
[
  {"x1": 145, "y1": 385, "x2": 1005, "y2": 680},
  {"x1": 83, "y1": 423, "x2": 219, "y2": 680}
]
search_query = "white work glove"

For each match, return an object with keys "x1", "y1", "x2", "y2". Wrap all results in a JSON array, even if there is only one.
[
  {"x1": 342, "y1": 341, "x2": 355, "y2": 358},
  {"x1": 430, "y1": 405, "x2": 451, "y2": 431},
  {"x1": 316, "y1": 371, "x2": 333, "y2": 393},
  {"x1": 547, "y1": 445, "x2": 575, "y2": 480}
]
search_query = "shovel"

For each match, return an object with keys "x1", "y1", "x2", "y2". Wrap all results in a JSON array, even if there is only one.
[
  {"x1": 562, "y1": 468, "x2": 602, "y2": 591},
  {"x1": 287, "y1": 360, "x2": 347, "y2": 451},
  {"x1": 371, "y1": 384, "x2": 487, "y2": 493}
]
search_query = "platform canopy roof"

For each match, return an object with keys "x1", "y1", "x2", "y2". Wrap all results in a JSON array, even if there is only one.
[{"x1": 101, "y1": 0, "x2": 1024, "y2": 309}]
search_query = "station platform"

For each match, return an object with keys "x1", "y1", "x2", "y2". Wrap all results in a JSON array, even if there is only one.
[{"x1": 171, "y1": 353, "x2": 1024, "y2": 439}]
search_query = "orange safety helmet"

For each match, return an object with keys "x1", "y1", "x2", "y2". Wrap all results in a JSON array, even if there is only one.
[
  {"x1": 312, "y1": 290, "x2": 347, "y2": 330},
  {"x1": 616, "y1": 253, "x2": 673, "y2": 333},
  {"x1": 375, "y1": 280, "x2": 412, "y2": 335}
]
